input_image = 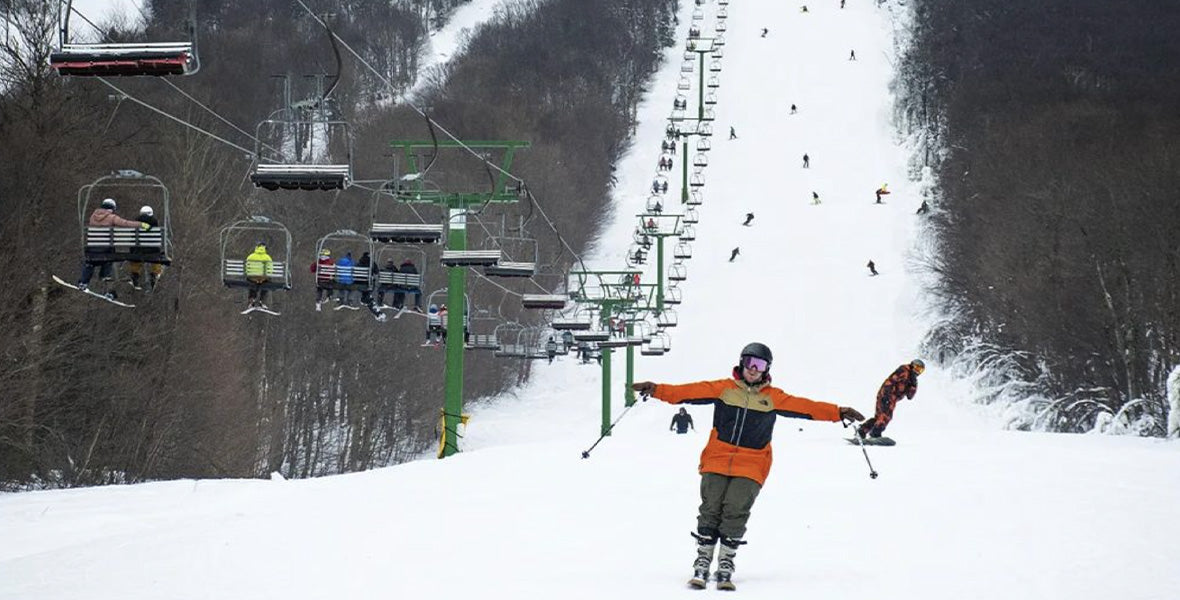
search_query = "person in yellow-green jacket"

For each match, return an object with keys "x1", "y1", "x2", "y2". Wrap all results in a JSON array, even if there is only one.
[
  {"x1": 245, "y1": 243, "x2": 274, "y2": 310},
  {"x1": 631, "y1": 342, "x2": 865, "y2": 590}
]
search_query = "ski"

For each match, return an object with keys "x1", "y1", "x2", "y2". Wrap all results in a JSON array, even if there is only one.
[
  {"x1": 52, "y1": 275, "x2": 136, "y2": 308},
  {"x1": 846, "y1": 436, "x2": 896, "y2": 446},
  {"x1": 333, "y1": 304, "x2": 361, "y2": 311}
]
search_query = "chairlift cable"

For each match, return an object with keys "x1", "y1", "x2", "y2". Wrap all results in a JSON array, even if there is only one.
[
  {"x1": 95, "y1": 77, "x2": 256, "y2": 155},
  {"x1": 317, "y1": 12, "x2": 343, "y2": 105},
  {"x1": 65, "y1": 4, "x2": 271, "y2": 154},
  {"x1": 292, "y1": 0, "x2": 523, "y2": 187},
  {"x1": 293, "y1": 0, "x2": 594, "y2": 281}
]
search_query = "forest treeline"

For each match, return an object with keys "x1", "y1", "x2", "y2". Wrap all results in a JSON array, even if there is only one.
[
  {"x1": 898, "y1": 0, "x2": 1180, "y2": 434},
  {"x1": 0, "y1": 0, "x2": 677, "y2": 488}
]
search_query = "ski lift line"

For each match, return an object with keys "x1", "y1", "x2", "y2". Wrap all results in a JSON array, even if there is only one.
[
  {"x1": 292, "y1": 0, "x2": 523, "y2": 187},
  {"x1": 61, "y1": 6, "x2": 260, "y2": 151},
  {"x1": 95, "y1": 78, "x2": 255, "y2": 155},
  {"x1": 158, "y1": 79, "x2": 278, "y2": 154},
  {"x1": 293, "y1": 1, "x2": 589, "y2": 284}
]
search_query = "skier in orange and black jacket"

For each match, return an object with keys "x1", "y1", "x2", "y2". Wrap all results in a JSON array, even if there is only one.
[{"x1": 631, "y1": 342, "x2": 864, "y2": 589}]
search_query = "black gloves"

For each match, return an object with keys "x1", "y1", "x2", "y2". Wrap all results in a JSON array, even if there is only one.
[
  {"x1": 632, "y1": 381, "x2": 655, "y2": 395},
  {"x1": 839, "y1": 406, "x2": 866, "y2": 422}
]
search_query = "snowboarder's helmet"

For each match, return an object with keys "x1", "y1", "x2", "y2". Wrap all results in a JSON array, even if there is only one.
[
  {"x1": 101, "y1": 198, "x2": 116, "y2": 209},
  {"x1": 910, "y1": 358, "x2": 926, "y2": 374},
  {"x1": 740, "y1": 342, "x2": 773, "y2": 364},
  {"x1": 139, "y1": 205, "x2": 153, "y2": 216}
]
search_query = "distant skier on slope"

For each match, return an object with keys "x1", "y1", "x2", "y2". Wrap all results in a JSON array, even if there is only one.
[
  {"x1": 742, "y1": 213, "x2": 755, "y2": 226},
  {"x1": 729, "y1": 247, "x2": 740, "y2": 262},
  {"x1": 631, "y1": 343, "x2": 864, "y2": 591},
  {"x1": 858, "y1": 359, "x2": 924, "y2": 440},
  {"x1": 670, "y1": 407, "x2": 695, "y2": 434}
]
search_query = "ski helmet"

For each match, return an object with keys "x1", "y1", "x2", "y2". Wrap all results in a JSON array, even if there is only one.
[
  {"x1": 101, "y1": 198, "x2": 117, "y2": 210},
  {"x1": 139, "y1": 205, "x2": 154, "y2": 216},
  {"x1": 739, "y1": 342, "x2": 773, "y2": 364},
  {"x1": 319, "y1": 248, "x2": 331, "y2": 257},
  {"x1": 910, "y1": 358, "x2": 926, "y2": 373}
]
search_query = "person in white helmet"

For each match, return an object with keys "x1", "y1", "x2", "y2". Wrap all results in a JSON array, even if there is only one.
[{"x1": 127, "y1": 205, "x2": 163, "y2": 291}]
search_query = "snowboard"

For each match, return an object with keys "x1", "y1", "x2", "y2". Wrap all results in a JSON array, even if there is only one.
[
  {"x1": 847, "y1": 436, "x2": 896, "y2": 446},
  {"x1": 53, "y1": 275, "x2": 135, "y2": 308}
]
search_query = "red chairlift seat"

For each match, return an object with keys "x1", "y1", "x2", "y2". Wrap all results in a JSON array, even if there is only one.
[{"x1": 50, "y1": 42, "x2": 197, "y2": 77}]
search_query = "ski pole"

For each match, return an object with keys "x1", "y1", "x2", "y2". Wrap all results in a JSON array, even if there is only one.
[
  {"x1": 581, "y1": 393, "x2": 647, "y2": 459},
  {"x1": 843, "y1": 418, "x2": 878, "y2": 479}
]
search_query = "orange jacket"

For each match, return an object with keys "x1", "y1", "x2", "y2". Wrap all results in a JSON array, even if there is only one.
[{"x1": 652, "y1": 373, "x2": 841, "y2": 485}]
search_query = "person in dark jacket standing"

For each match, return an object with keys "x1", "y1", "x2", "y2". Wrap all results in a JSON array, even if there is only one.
[
  {"x1": 858, "y1": 359, "x2": 924, "y2": 439},
  {"x1": 670, "y1": 407, "x2": 695, "y2": 434},
  {"x1": 632, "y1": 343, "x2": 864, "y2": 590}
]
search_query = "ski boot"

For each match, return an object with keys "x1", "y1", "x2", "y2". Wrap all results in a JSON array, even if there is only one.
[
  {"x1": 715, "y1": 536, "x2": 745, "y2": 591},
  {"x1": 688, "y1": 530, "x2": 717, "y2": 589}
]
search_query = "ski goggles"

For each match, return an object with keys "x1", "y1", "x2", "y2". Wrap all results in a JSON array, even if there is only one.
[{"x1": 741, "y1": 356, "x2": 770, "y2": 373}]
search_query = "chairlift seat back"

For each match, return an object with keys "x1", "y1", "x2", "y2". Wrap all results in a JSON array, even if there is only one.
[
  {"x1": 85, "y1": 226, "x2": 170, "y2": 264},
  {"x1": 251, "y1": 164, "x2": 350, "y2": 191},
  {"x1": 370, "y1": 223, "x2": 443, "y2": 244},
  {"x1": 222, "y1": 260, "x2": 289, "y2": 289}
]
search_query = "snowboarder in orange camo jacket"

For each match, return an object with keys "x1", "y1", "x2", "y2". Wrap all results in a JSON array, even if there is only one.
[{"x1": 858, "y1": 359, "x2": 925, "y2": 438}]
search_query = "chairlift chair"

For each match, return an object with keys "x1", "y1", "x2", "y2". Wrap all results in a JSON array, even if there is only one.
[
  {"x1": 712, "y1": 46, "x2": 725, "y2": 59},
  {"x1": 680, "y1": 60, "x2": 694, "y2": 74},
  {"x1": 78, "y1": 170, "x2": 174, "y2": 269},
  {"x1": 714, "y1": 34, "x2": 727, "y2": 47},
  {"x1": 657, "y1": 309, "x2": 679, "y2": 329},
  {"x1": 684, "y1": 207, "x2": 700, "y2": 224},
  {"x1": 693, "y1": 153, "x2": 709, "y2": 168},
  {"x1": 251, "y1": 117, "x2": 354, "y2": 191},
  {"x1": 482, "y1": 231, "x2": 538, "y2": 278},
  {"x1": 641, "y1": 331, "x2": 670, "y2": 356},
  {"x1": 370, "y1": 223, "x2": 444, "y2": 244},
  {"x1": 664, "y1": 284, "x2": 684, "y2": 306},
  {"x1": 219, "y1": 216, "x2": 293, "y2": 292},
  {"x1": 716, "y1": 20, "x2": 728, "y2": 33},
  {"x1": 707, "y1": 75, "x2": 721, "y2": 89},
  {"x1": 687, "y1": 191, "x2": 704, "y2": 206},
  {"x1": 692, "y1": 9, "x2": 704, "y2": 21},
  {"x1": 374, "y1": 245, "x2": 426, "y2": 308},
  {"x1": 313, "y1": 229, "x2": 377, "y2": 299},
  {"x1": 522, "y1": 294, "x2": 568, "y2": 310},
  {"x1": 673, "y1": 242, "x2": 693, "y2": 260},
  {"x1": 690, "y1": 172, "x2": 706, "y2": 188},
  {"x1": 718, "y1": 7, "x2": 729, "y2": 19},
  {"x1": 551, "y1": 309, "x2": 594, "y2": 331},
  {"x1": 710, "y1": 59, "x2": 723, "y2": 73},
  {"x1": 440, "y1": 249, "x2": 502, "y2": 267},
  {"x1": 698, "y1": 122, "x2": 714, "y2": 137},
  {"x1": 50, "y1": 1, "x2": 200, "y2": 77},
  {"x1": 677, "y1": 75, "x2": 691, "y2": 91},
  {"x1": 668, "y1": 263, "x2": 688, "y2": 283},
  {"x1": 697, "y1": 137, "x2": 712, "y2": 152},
  {"x1": 679, "y1": 225, "x2": 697, "y2": 242}
]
